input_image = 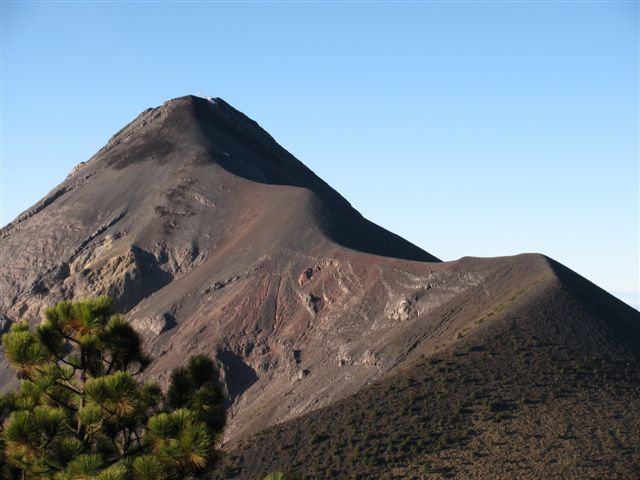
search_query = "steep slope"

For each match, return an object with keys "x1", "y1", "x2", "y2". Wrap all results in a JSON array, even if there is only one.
[
  {"x1": 1, "y1": 96, "x2": 638, "y2": 479},
  {"x1": 0, "y1": 95, "x2": 437, "y2": 391},
  {"x1": 215, "y1": 257, "x2": 640, "y2": 479}
]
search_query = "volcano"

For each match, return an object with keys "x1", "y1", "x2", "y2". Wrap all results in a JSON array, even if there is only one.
[{"x1": 1, "y1": 96, "x2": 639, "y2": 478}]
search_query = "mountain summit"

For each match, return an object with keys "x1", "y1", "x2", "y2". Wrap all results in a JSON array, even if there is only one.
[{"x1": 1, "y1": 96, "x2": 639, "y2": 478}]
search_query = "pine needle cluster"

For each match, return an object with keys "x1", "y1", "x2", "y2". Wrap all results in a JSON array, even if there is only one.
[{"x1": 0, "y1": 297, "x2": 225, "y2": 480}]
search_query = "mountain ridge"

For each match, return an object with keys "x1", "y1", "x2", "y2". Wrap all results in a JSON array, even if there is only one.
[{"x1": 1, "y1": 95, "x2": 638, "y2": 478}]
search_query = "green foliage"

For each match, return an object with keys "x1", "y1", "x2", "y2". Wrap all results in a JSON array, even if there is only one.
[
  {"x1": 263, "y1": 473, "x2": 296, "y2": 480},
  {"x1": 133, "y1": 454, "x2": 167, "y2": 480},
  {"x1": 0, "y1": 297, "x2": 226, "y2": 479},
  {"x1": 167, "y1": 355, "x2": 225, "y2": 434},
  {"x1": 262, "y1": 472, "x2": 303, "y2": 480}
]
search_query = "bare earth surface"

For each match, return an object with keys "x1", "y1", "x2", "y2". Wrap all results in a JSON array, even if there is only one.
[{"x1": 1, "y1": 96, "x2": 638, "y2": 479}]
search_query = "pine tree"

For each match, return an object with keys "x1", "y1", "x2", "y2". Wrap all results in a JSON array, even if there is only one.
[{"x1": 0, "y1": 297, "x2": 225, "y2": 479}]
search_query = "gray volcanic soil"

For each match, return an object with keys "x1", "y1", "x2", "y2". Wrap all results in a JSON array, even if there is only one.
[{"x1": 1, "y1": 96, "x2": 638, "y2": 478}]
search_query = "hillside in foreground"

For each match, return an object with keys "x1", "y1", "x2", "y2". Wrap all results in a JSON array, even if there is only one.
[{"x1": 216, "y1": 258, "x2": 640, "y2": 479}]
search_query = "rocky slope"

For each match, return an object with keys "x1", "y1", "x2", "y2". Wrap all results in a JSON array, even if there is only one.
[
  {"x1": 1, "y1": 96, "x2": 638, "y2": 478},
  {"x1": 217, "y1": 256, "x2": 640, "y2": 478}
]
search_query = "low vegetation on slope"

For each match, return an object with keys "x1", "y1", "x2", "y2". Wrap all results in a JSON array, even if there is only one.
[
  {"x1": 0, "y1": 297, "x2": 225, "y2": 480},
  {"x1": 214, "y1": 293, "x2": 640, "y2": 480}
]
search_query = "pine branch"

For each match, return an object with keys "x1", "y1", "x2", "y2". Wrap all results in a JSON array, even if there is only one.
[
  {"x1": 32, "y1": 366, "x2": 82, "y2": 396},
  {"x1": 105, "y1": 356, "x2": 115, "y2": 375},
  {"x1": 52, "y1": 351, "x2": 77, "y2": 370},
  {"x1": 105, "y1": 442, "x2": 150, "y2": 466},
  {"x1": 58, "y1": 329, "x2": 81, "y2": 346},
  {"x1": 53, "y1": 378, "x2": 82, "y2": 396},
  {"x1": 43, "y1": 390, "x2": 78, "y2": 412}
]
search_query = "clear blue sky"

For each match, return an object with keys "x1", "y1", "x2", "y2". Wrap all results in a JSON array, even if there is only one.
[{"x1": 1, "y1": 1, "x2": 638, "y2": 308}]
